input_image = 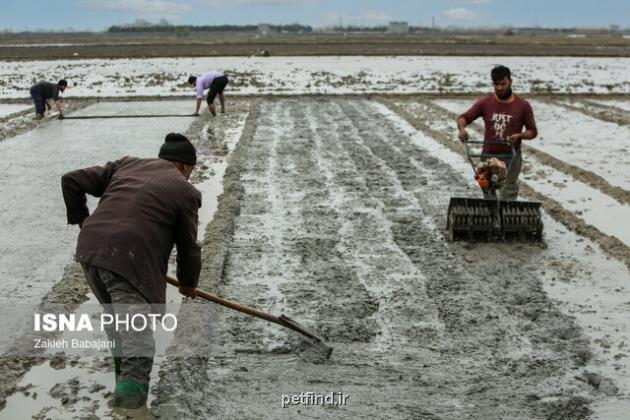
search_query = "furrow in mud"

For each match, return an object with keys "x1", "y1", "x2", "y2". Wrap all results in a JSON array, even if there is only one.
[
  {"x1": 154, "y1": 99, "x2": 429, "y2": 418},
  {"x1": 549, "y1": 97, "x2": 630, "y2": 127},
  {"x1": 382, "y1": 98, "x2": 630, "y2": 273},
  {"x1": 4, "y1": 96, "x2": 626, "y2": 418},
  {"x1": 335, "y1": 99, "x2": 592, "y2": 419},
  {"x1": 153, "y1": 98, "x2": 449, "y2": 419},
  {"x1": 151, "y1": 101, "x2": 260, "y2": 418},
  {"x1": 583, "y1": 99, "x2": 630, "y2": 116},
  {"x1": 301, "y1": 100, "x2": 443, "y2": 352},
  {"x1": 152, "y1": 98, "x2": 596, "y2": 419}
]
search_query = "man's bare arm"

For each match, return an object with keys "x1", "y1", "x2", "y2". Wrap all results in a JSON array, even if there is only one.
[
  {"x1": 507, "y1": 129, "x2": 536, "y2": 142},
  {"x1": 193, "y1": 98, "x2": 202, "y2": 116},
  {"x1": 457, "y1": 116, "x2": 470, "y2": 141}
]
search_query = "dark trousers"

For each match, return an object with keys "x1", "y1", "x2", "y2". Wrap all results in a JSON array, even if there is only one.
[
  {"x1": 30, "y1": 88, "x2": 45, "y2": 114},
  {"x1": 81, "y1": 263, "x2": 154, "y2": 384},
  {"x1": 499, "y1": 150, "x2": 522, "y2": 201},
  {"x1": 207, "y1": 75, "x2": 229, "y2": 104}
]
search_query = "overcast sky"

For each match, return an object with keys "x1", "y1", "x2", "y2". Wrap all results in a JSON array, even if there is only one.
[{"x1": 1, "y1": 0, "x2": 628, "y2": 31}]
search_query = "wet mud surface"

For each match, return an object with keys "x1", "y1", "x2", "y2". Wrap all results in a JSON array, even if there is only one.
[
  {"x1": 2, "y1": 96, "x2": 630, "y2": 418},
  {"x1": 0, "y1": 100, "x2": 92, "y2": 142},
  {"x1": 0, "y1": 99, "x2": 251, "y2": 416},
  {"x1": 553, "y1": 97, "x2": 630, "y2": 127},
  {"x1": 0, "y1": 100, "x2": 198, "y2": 305},
  {"x1": 5, "y1": 58, "x2": 630, "y2": 99},
  {"x1": 0, "y1": 263, "x2": 89, "y2": 411},
  {"x1": 152, "y1": 98, "x2": 610, "y2": 419}
]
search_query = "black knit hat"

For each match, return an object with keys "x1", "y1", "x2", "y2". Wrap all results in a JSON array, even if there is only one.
[{"x1": 158, "y1": 133, "x2": 197, "y2": 165}]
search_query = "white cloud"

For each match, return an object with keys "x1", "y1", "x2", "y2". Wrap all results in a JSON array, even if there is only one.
[
  {"x1": 455, "y1": 0, "x2": 493, "y2": 4},
  {"x1": 201, "y1": 0, "x2": 324, "y2": 7},
  {"x1": 443, "y1": 7, "x2": 479, "y2": 21},
  {"x1": 81, "y1": 0, "x2": 191, "y2": 19},
  {"x1": 321, "y1": 11, "x2": 391, "y2": 26}
]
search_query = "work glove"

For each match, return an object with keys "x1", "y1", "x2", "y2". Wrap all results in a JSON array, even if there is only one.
[
  {"x1": 45, "y1": 101, "x2": 52, "y2": 111},
  {"x1": 179, "y1": 286, "x2": 197, "y2": 298},
  {"x1": 58, "y1": 112, "x2": 64, "y2": 120}
]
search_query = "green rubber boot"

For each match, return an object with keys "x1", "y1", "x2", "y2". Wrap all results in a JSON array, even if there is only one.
[{"x1": 114, "y1": 380, "x2": 149, "y2": 409}]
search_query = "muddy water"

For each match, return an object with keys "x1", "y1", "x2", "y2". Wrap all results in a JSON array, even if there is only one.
[
  {"x1": 0, "y1": 101, "x2": 252, "y2": 418},
  {"x1": 0, "y1": 103, "x2": 30, "y2": 118},
  {"x1": 153, "y1": 99, "x2": 605, "y2": 419},
  {"x1": 0, "y1": 100, "x2": 194, "y2": 416},
  {"x1": 589, "y1": 99, "x2": 630, "y2": 114},
  {"x1": 386, "y1": 98, "x2": 630, "y2": 418},
  {"x1": 0, "y1": 100, "x2": 194, "y2": 304},
  {"x1": 0, "y1": 100, "x2": 92, "y2": 143},
  {"x1": 540, "y1": 217, "x2": 630, "y2": 419},
  {"x1": 3, "y1": 97, "x2": 630, "y2": 418}
]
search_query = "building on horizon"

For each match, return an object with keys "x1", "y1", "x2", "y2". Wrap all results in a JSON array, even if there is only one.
[
  {"x1": 258, "y1": 24, "x2": 272, "y2": 35},
  {"x1": 388, "y1": 21, "x2": 409, "y2": 34}
]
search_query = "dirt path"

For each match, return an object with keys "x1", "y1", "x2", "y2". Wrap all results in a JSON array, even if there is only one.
[{"x1": 153, "y1": 98, "x2": 597, "y2": 419}]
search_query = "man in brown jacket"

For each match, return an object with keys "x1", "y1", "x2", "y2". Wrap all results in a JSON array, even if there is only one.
[{"x1": 61, "y1": 133, "x2": 202, "y2": 409}]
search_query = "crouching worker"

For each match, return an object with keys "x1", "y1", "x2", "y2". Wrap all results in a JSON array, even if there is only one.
[
  {"x1": 188, "y1": 70, "x2": 229, "y2": 116},
  {"x1": 61, "y1": 133, "x2": 202, "y2": 409},
  {"x1": 30, "y1": 79, "x2": 67, "y2": 119}
]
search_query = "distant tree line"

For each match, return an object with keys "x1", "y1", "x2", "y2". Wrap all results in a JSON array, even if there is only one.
[
  {"x1": 105, "y1": 19, "x2": 628, "y2": 36},
  {"x1": 331, "y1": 26, "x2": 388, "y2": 32},
  {"x1": 107, "y1": 23, "x2": 313, "y2": 33}
]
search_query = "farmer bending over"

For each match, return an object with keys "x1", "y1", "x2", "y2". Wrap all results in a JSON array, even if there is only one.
[
  {"x1": 188, "y1": 70, "x2": 229, "y2": 116},
  {"x1": 30, "y1": 79, "x2": 67, "y2": 119},
  {"x1": 61, "y1": 133, "x2": 201, "y2": 409}
]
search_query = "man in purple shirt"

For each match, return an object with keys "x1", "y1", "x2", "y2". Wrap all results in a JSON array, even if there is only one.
[
  {"x1": 456, "y1": 65, "x2": 538, "y2": 200},
  {"x1": 188, "y1": 70, "x2": 229, "y2": 116}
]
